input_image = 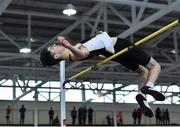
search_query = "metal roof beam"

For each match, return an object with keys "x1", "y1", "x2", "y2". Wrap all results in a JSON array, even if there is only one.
[
  {"x1": 33, "y1": 3, "x2": 103, "y2": 53},
  {"x1": 91, "y1": 0, "x2": 167, "y2": 10},
  {"x1": 0, "y1": 30, "x2": 21, "y2": 49},
  {"x1": 5, "y1": 9, "x2": 175, "y2": 29},
  {"x1": 13, "y1": 81, "x2": 47, "y2": 101},
  {"x1": 117, "y1": 0, "x2": 180, "y2": 38},
  {"x1": 0, "y1": 0, "x2": 11, "y2": 16}
]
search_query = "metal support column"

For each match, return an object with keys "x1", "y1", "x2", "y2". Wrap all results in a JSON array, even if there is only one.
[{"x1": 60, "y1": 61, "x2": 66, "y2": 127}]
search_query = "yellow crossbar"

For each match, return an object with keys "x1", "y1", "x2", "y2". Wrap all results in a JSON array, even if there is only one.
[{"x1": 68, "y1": 19, "x2": 179, "y2": 81}]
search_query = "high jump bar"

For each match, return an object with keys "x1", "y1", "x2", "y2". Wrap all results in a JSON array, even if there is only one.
[{"x1": 68, "y1": 19, "x2": 179, "y2": 81}]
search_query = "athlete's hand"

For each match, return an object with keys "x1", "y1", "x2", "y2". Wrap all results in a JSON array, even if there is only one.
[{"x1": 57, "y1": 36, "x2": 72, "y2": 49}]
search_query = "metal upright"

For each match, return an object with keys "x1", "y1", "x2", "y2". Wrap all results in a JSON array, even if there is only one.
[{"x1": 60, "y1": 61, "x2": 66, "y2": 127}]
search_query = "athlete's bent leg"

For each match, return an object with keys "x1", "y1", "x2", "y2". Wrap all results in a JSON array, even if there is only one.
[
  {"x1": 145, "y1": 57, "x2": 161, "y2": 85},
  {"x1": 135, "y1": 66, "x2": 154, "y2": 117},
  {"x1": 135, "y1": 65, "x2": 149, "y2": 81},
  {"x1": 141, "y1": 58, "x2": 165, "y2": 101}
]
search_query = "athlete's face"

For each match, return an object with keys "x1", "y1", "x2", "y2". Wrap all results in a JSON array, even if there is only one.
[{"x1": 48, "y1": 44, "x2": 66, "y2": 59}]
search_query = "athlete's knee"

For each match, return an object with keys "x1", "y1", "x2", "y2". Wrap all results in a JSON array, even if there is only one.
[
  {"x1": 152, "y1": 59, "x2": 161, "y2": 73},
  {"x1": 156, "y1": 62, "x2": 161, "y2": 72},
  {"x1": 135, "y1": 65, "x2": 149, "y2": 79},
  {"x1": 136, "y1": 66, "x2": 145, "y2": 74},
  {"x1": 146, "y1": 58, "x2": 161, "y2": 72}
]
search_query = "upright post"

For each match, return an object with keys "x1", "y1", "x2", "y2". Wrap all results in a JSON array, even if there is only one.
[
  {"x1": 113, "y1": 110, "x2": 117, "y2": 127},
  {"x1": 60, "y1": 61, "x2": 66, "y2": 127},
  {"x1": 34, "y1": 90, "x2": 38, "y2": 127}
]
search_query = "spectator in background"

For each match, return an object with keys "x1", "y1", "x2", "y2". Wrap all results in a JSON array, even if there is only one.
[
  {"x1": 106, "y1": 114, "x2": 112, "y2": 125},
  {"x1": 164, "y1": 108, "x2": 170, "y2": 125},
  {"x1": 6, "y1": 105, "x2": 11, "y2": 124},
  {"x1": 88, "y1": 107, "x2": 94, "y2": 125},
  {"x1": 82, "y1": 105, "x2": 87, "y2": 125},
  {"x1": 116, "y1": 111, "x2": 123, "y2": 125},
  {"x1": 78, "y1": 106, "x2": 83, "y2": 125},
  {"x1": 155, "y1": 107, "x2": 161, "y2": 125},
  {"x1": 19, "y1": 104, "x2": 26, "y2": 125},
  {"x1": 132, "y1": 108, "x2": 137, "y2": 125},
  {"x1": 161, "y1": 108, "x2": 165, "y2": 125},
  {"x1": 71, "y1": 106, "x2": 77, "y2": 125},
  {"x1": 137, "y1": 107, "x2": 142, "y2": 125},
  {"x1": 53, "y1": 116, "x2": 60, "y2": 125},
  {"x1": 48, "y1": 107, "x2": 54, "y2": 125}
]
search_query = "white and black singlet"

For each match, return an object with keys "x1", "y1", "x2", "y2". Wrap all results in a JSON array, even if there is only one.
[{"x1": 82, "y1": 35, "x2": 151, "y2": 71}]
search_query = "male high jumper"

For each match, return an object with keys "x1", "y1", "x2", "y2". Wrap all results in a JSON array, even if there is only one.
[{"x1": 40, "y1": 31, "x2": 165, "y2": 117}]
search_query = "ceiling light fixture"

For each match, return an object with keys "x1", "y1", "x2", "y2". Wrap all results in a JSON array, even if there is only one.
[
  {"x1": 20, "y1": 47, "x2": 31, "y2": 53},
  {"x1": 27, "y1": 37, "x2": 36, "y2": 43},
  {"x1": 170, "y1": 49, "x2": 176, "y2": 54},
  {"x1": 63, "y1": 4, "x2": 77, "y2": 16}
]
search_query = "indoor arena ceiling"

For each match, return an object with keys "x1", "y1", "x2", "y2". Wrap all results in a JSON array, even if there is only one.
[{"x1": 0, "y1": 0, "x2": 180, "y2": 85}]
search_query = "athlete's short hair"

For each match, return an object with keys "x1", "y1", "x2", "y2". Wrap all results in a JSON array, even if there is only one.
[{"x1": 40, "y1": 48, "x2": 60, "y2": 66}]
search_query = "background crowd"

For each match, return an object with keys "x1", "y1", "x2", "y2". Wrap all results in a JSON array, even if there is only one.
[
  {"x1": 4, "y1": 104, "x2": 171, "y2": 126},
  {"x1": 155, "y1": 107, "x2": 170, "y2": 125}
]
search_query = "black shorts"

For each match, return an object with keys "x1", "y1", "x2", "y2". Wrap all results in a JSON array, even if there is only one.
[{"x1": 111, "y1": 38, "x2": 151, "y2": 71}]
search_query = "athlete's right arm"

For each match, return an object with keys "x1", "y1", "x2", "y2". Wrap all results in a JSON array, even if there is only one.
[
  {"x1": 57, "y1": 37, "x2": 89, "y2": 60},
  {"x1": 69, "y1": 43, "x2": 90, "y2": 60}
]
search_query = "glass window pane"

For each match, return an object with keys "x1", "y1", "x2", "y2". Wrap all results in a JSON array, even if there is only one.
[
  {"x1": 167, "y1": 85, "x2": 179, "y2": 92},
  {"x1": 51, "y1": 93, "x2": 59, "y2": 101},
  {"x1": 154, "y1": 85, "x2": 161, "y2": 91},
  {"x1": 161, "y1": 86, "x2": 168, "y2": 92},
  {"x1": 91, "y1": 96, "x2": 104, "y2": 102},
  {"x1": 85, "y1": 90, "x2": 96, "y2": 101},
  {"x1": 41, "y1": 82, "x2": 50, "y2": 87},
  {"x1": 104, "y1": 94, "x2": 113, "y2": 103},
  {"x1": 0, "y1": 87, "x2": 12, "y2": 100},
  {"x1": 91, "y1": 83, "x2": 98, "y2": 88},
  {"x1": 50, "y1": 89, "x2": 60, "y2": 93},
  {"x1": 16, "y1": 88, "x2": 23, "y2": 97},
  {"x1": 83, "y1": 82, "x2": 91, "y2": 89},
  {"x1": 65, "y1": 82, "x2": 76, "y2": 88},
  {"x1": 103, "y1": 83, "x2": 113, "y2": 90},
  {"x1": 20, "y1": 91, "x2": 35, "y2": 101},
  {"x1": 38, "y1": 92, "x2": 49, "y2": 101},
  {"x1": 50, "y1": 81, "x2": 60, "y2": 88},
  {"x1": 172, "y1": 96, "x2": 179, "y2": 103},
  {"x1": 1, "y1": 80, "x2": 13, "y2": 86},
  {"x1": 123, "y1": 85, "x2": 138, "y2": 90},
  {"x1": 28, "y1": 80, "x2": 42, "y2": 87},
  {"x1": 114, "y1": 84, "x2": 122, "y2": 88},
  {"x1": 116, "y1": 94, "x2": 124, "y2": 103},
  {"x1": 66, "y1": 90, "x2": 81, "y2": 102},
  {"x1": 146, "y1": 95, "x2": 155, "y2": 102},
  {"x1": 122, "y1": 92, "x2": 138, "y2": 103}
]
